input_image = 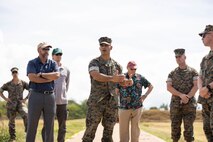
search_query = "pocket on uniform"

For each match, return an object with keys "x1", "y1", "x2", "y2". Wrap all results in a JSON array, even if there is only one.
[
  {"x1": 188, "y1": 98, "x2": 197, "y2": 108},
  {"x1": 6, "y1": 102, "x2": 17, "y2": 111},
  {"x1": 170, "y1": 99, "x2": 181, "y2": 108}
]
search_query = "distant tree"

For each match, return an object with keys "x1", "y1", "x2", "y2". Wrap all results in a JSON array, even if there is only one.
[
  {"x1": 149, "y1": 106, "x2": 158, "y2": 110},
  {"x1": 67, "y1": 103, "x2": 85, "y2": 119},
  {"x1": 68, "y1": 100, "x2": 78, "y2": 105},
  {"x1": 159, "y1": 103, "x2": 168, "y2": 110},
  {"x1": 80, "y1": 99, "x2": 88, "y2": 115},
  {"x1": 0, "y1": 99, "x2": 88, "y2": 119},
  {"x1": 67, "y1": 99, "x2": 86, "y2": 119}
]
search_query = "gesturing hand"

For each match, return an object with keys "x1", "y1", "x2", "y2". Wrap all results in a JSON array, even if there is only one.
[
  {"x1": 126, "y1": 74, "x2": 133, "y2": 86},
  {"x1": 112, "y1": 70, "x2": 125, "y2": 83}
]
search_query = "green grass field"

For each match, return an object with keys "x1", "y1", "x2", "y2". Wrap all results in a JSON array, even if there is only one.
[
  {"x1": 140, "y1": 121, "x2": 206, "y2": 142},
  {"x1": 0, "y1": 119, "x2": 207, "y2": 142},
  {"x1": 0, "y1": 119, "x2": 85, "y2": 142}
]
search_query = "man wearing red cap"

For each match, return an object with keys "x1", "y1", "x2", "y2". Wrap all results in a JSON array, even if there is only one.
[{"x1": 116, "y1": 61, "x2": 153, "y2": 142}]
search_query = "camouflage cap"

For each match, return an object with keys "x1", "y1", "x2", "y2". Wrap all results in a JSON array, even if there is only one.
[
  {"x1": 10, "y1": 67, "x2": 18, "y2": 72},
  {"x1": 174, "y1": 48, "x2": 185, "y2": 56},
  {"x1": 99, "y1": 37, "x2": 112, "y2": 45},
  {"x1": 199, "y1": 25, "x2": 213, "y2": 37}
]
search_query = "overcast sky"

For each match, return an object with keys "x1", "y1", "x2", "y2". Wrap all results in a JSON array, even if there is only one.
[{"x1": 0, "y1": 0, "x2": 212, "y2": 109}]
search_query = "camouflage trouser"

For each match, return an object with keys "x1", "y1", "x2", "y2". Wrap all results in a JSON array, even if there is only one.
[
  {"x1": 201, "y1": 103, "x2": 213, "y2": 142},
  {"x1": 170, "y1": 102, "x2": 196, "y2": 142},
  {"x1": 82, "y1": 96, "x2": 118, "y2": 142},
  {"x1": 7, "y1": 102, "x2": 28, "y2": 139}
]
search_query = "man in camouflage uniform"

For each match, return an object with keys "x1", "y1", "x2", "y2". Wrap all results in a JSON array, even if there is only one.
[
  {"x1": 166, "y1": 49, "x2": 198, "y2": 142},
  {"x1": 198, "y1": 25, "x2": 213, "y2": 142},
  {"x1": 0, "y1": 67, "x2": 29, "y2": 141},
  {"x1": 82, "y1": 37, "x2": 125, "y2": 142}
]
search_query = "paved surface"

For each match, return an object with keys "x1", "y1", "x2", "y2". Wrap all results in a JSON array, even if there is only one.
[{"x1": 66, "y1": 123, "x2": 165, "y2": 142}]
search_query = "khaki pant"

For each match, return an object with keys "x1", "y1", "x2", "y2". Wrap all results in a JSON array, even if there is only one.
[{"x1": 119, "y1": 107, "x2": 142, "y2": 142}]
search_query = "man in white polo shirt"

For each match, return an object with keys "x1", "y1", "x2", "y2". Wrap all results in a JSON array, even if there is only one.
[
  {"x1": 52, "y1": 48, "x2": 70, "y2": 142},
  {"x1": 42, "y1": 48, "x2": 70, "y2": 142}
]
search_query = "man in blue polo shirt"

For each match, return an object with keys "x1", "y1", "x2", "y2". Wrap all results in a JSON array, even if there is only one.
[{"x1": 26, "y1": 42, "x2": 60, "y2": 142}]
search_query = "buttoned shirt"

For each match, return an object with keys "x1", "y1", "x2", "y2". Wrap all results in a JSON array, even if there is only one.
[
  {"x1": 0, "y1": 80, "x2": 29, "y2": 101},
  {"x1": 167, "y1": 66, "x2": 198, "y2": 105},
  {"x1": 27, "y1": 57, "x2": 59, "y2": 91},
  {"x1": 117, "y1": 73, "x2": 151, "y2": 109},
  {"x1": 87, "y1": 56, "x2": 123, "y2": 105},
  {"x1": 198, "y1": 51, "x2": 213, "y2": 104}
]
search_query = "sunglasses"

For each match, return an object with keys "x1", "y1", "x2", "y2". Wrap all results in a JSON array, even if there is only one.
[
  {"x1": 130, "y1": 68, "x2": 137, "y2": 71},
  {"x1": 12, "y1": 71, "x2": 18, "y2": 74},
  {"x1": 202, "y1": 32, "x2": 210, "y2": 38},
  {"x1": 42, "y1": 48, "x2": 50, "y2": 51},
  {"x1": 55, "y1": 53, "x2": 62, "y2": 56},
  {"x1": 175, "y1": 56, "x2": 181, "y2": 58},
  {"x1": 100, "y1": 44, "x2": 110, "y2": 47}
]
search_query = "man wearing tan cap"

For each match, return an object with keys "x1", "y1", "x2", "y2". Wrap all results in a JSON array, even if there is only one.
[
  {"x1": 26, "y1": 42, "x2": 60, "y2": 142},
  {"x1": 116, "y1": 61, "x2": 153, "y2": 142},
  {"x1": 198, "y1": 25, "x2": 213, "y2": 142},
  {"x1": 0, "y1": 67, "x2": 29, "y2": 142},
  {"x1": 42, "y1": 48, "x2": 70, "y2": 142}
]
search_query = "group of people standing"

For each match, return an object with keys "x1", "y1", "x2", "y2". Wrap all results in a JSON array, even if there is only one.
[
  {"x1": 82, "y1": 37, "x2": 153, "y2": 142},
  {"x1": 0, "y1": 44, "x2": 70, "y2": 142},
  {"x1": 166, "y1": 25, "x2": 213, "y2": 142},
  {"x1": 167, "y1": 48, "x2": 198, "y2": 142},
  {"x1": 82, "y1": 24, "x2": 213, "y2": 142},
  {"x1": 0, "y1": 24, "x2": 213, "y2": 142}
]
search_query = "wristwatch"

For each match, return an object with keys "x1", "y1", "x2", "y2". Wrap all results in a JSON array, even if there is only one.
[
  {"x1": 39, "y1": 72, "x2": 42, "y2": 78},
  {"x1": 206, "y1": 84, "x2": 211, "y2": 91}
]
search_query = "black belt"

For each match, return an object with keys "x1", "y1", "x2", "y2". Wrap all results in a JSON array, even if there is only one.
[{"x1": 31, "y1": 90, "x2": 54, "y2": 95}]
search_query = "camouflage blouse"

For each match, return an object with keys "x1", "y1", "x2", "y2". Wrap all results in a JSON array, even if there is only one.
[
  {"x1": 198, "y1": 51, "x2": 213, "y2": 104},
  {"x1": 0, "y1": 80, "x2": 29, "y2": 101},
  {"x1": 167, "y1": 66, "x2": 198, "y2": 102},
  {"x1": 87, "y1": 56, "x2": 123, "y2": 104}
]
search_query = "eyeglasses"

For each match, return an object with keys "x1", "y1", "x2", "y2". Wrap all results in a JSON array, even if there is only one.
[
  {"x1": 202, "y1": 32, "x2": 210, "y2": 38},
  {"x1": 130, "y1": 68, "x2": 137, "y2": 71},
  {"x1": 12, "y1": 71, "x2": 18, "y2": 74},
  {"x1": 55, "y1": 53, "x2": 62, "y2": 56},
  {"x1": 42, "y1": 48, "x2": 50, "y2": 51}
]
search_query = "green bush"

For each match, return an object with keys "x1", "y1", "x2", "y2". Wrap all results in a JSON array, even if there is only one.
[
  {"x1": 0, "y1": 99, "x2": 88, "y2": 119},
  {"x1": 67, "y1": 100, "x2": 87, "y2": 119}
]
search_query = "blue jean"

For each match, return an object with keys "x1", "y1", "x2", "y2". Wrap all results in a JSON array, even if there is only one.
[{"x1": 26, "y1": 91, "x2": 56, "y2": 142}]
